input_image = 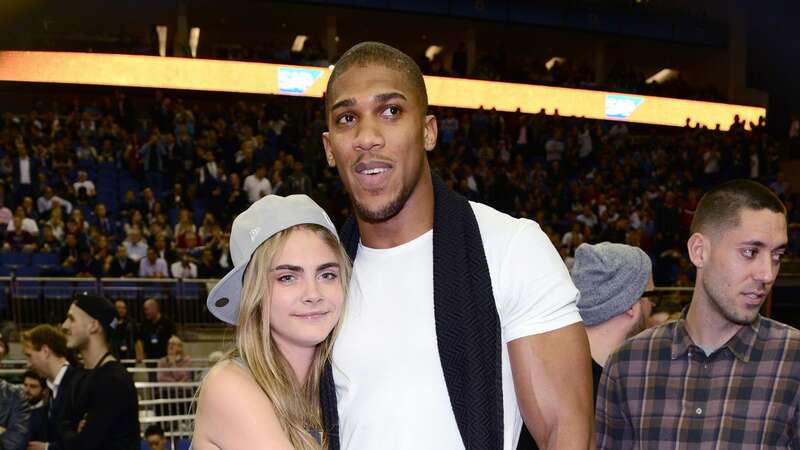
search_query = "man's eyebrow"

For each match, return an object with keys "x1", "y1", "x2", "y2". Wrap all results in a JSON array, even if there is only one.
[
  {"x1": 330, "y1": 98, "x2": 355, "y2": 111},
  {"x1": 330, "y1": 92, "x2": 407, "y2": 112},
  {"x1": 374, "y1": 92, "x2": 407, "y2": 104},
  {"x1": 739, "y1": 240, "x2": 788, "y2": 251}
]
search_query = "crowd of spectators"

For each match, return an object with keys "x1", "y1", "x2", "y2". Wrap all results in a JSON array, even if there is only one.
[{"x1": 0, "y1": 89, "x2": 796, "y2": 290}]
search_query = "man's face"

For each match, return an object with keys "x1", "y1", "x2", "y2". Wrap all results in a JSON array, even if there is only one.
[
  {"x1": 22, "y1": 376, "x2": 44, "y2": 404},
  {"x1": 62, "y1": 304, "x2": 93, "y2": 350},
  {"x1": 143, "y1": 301, "x2": 158, "y2": 321},
  {"x1": 115, "y1": 301, "x2": 127, "y2": 319},
  {"x1": 323, "y1": 63, "x2": 437, "y2": 223},
  {"x1": 699, "y1": 209, "x2": 788, "y2": 326},
  {"x1": 117, "y1": 246, "x2": 127, "y2": 259},
  {"x1": 23, "y1": 342, "x2": 48, "y2": 376},
  {"x1": 146, "y1": 433, "x2": 167, "y2": 450}
]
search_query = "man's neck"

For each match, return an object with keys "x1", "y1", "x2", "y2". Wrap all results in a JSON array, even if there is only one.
[
  {"x1": 585, "y1": 324, "x2": 629, "y2": 367},
  {"x1": 46, "y1": 357, "x2": 68, "y2": 382},
  {"x1": 685, "y1": 289, "x2": 744, "y2": 353},
  {"x1": 357, "y1": 170, "x2": 435, "y2": 249},
  {"x1": 82, "y1": 338, "x2": 113, "y2": 369}
]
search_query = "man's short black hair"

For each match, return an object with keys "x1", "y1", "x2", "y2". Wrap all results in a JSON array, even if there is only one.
[
  {"x1": 690, "y1": 179, "x2": 786, "y2": 235},
  {"x1": 23, "y1": 369, "x2": 45, "y2": 386},
  {"x1": 144, "y1": 424, "x2": 165, "y2": 437},
  {"x1": 325, "y1": 41, "x2": 428, "y2": 117}
]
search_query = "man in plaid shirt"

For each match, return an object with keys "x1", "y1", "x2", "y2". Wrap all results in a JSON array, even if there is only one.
[{"x1": 596, "y1": 179, "x2": 800, "y2": 449}]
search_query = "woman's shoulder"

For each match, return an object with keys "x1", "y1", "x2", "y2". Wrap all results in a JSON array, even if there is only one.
[{"x1": 196, "y1": 360, "x2": 294, "y2": 449}]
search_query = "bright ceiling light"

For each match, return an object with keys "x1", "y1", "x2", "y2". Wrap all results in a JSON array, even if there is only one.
[
  {"x1": 425, "y1": 45, "x2": 443, "y2": 61},
  {"x1": 545, "y1": 57, "x2": 566, "y2": 71},
  {"x1": 646, "y1": 68, "x2": 679, "y2": 84},
  {"x1": 292, "y1": 35, "x2": 308, "y2": 53}
]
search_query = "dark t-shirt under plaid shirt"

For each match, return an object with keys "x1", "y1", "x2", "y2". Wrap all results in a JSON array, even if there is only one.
[{"x1": 597, "y1": 314, "x2": 800, "y2": 449}]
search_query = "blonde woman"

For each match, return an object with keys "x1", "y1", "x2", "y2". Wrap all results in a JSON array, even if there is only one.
[{"x1": 193, "y1": 195, "x2": 350, "y2": 449}]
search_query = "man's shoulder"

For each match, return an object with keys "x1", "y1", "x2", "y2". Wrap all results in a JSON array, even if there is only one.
[
  {"x1": 469, "y1": 201, "x2": 538, "y2": 237},
  {"x1": 607, "y1": 321, "x2": 678, "y2": 368},
  {"x1": 757, "y1": 316, "x2": 800, "y2": 356}
]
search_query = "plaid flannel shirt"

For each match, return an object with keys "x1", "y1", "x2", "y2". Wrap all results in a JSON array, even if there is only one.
[{"x1": 597, "y1": 314, "x2": 800, "y2": 449}]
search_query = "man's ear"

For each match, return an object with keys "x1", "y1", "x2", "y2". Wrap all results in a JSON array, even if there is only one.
[
  {"x1": 687, "y1": 232, "x2": 707, "y2": 269},
  {"x1": 322, "y1": 132, "x2": 336, "y2": 167},
  {"x1": 423, "y1": 115, "x2": 438, "y2": 152}
]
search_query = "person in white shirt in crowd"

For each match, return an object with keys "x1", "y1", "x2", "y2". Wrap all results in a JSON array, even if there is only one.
[
  {"x1": 37, "y1": 186, "x2": 72, "y2": 218},
  {"x1": 243, "y1": 164, "x2": 273, "y2": 204},
  {"x1": 72, "y1": 171, "x2": 96, "y2": 198},
  {"x1": 6, "y1": 207, "x2": 40, "y2": 236},
  {"x1": 122, "y1": 227, "x2": 148, "y2": 263},
  {"x1": 170, "y1": 249, "x2": 198, "y2": 279},
  {"x1": 139, "y1": 247, "x2": 169, "y2": 278}
]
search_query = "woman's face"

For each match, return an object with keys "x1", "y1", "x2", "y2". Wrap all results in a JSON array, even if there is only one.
[
  {"x1": 268, "y1": 229, "x2": 345, "y2": 356},
  {"x1": 167, "y1": 337, "x2": 183, "y2": 356}
]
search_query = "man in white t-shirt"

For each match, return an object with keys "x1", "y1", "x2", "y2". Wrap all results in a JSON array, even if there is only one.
[
  {"x1": 321, "y1": 42, "x2": 592, "y2": 450},
  {"x1": 242, "y1": 165, "x2": 272, "y2": 203},
  {"x1": 73, "y1": 170, "x2": 96, "y2": 198}
]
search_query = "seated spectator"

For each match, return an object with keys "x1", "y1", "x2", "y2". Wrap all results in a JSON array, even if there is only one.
[
  {"x1": 22, "y1": 369, "x2": 48, "y2": 442},
  {"x1": 74, "y1": 136, "x2": 98, "y2": 163},
  {"x1": 46, "y1": 205, "x2": 66, "y2": 241},
  {"x1": 3, "y1": 216, "x2": 36, "y2": 252},
  {"x1": 91, "y1": 203, "x2": 117, "y2": 238},
  {"x1": 139, "y1": 247, "x2": 169, "y2": 278},
  {"x1": 156, "y1": 335, "x2": 193, "y2": 382},
  {"x1": 151, "y1": 235, "x2": 175, "y2": 264},
  {"x1": 176, "y1": 232, "x2": 203, "y2": 258},
  {"x1": 59, "y1": 233, "x2": 83, "y2": 273},
  {"x1": 36, "y1": 186, "x2": 72, "y2": 219},
  {"x1": 144, "y1": 424, "x2": 168, "y2": 450},
  {"x1": 196, "y1": 248, "x2": 222, "y2": 278},
  {"x1": 243, "y1": 164, "x2": 272, "y2": 203},
  {"x1": 6, "y1": 206, "x2": 39, "y2": 236},
  {"x1": 170, "y1": 250, "x2": 198, "y2": 279},
  {"x1": 197, "y1": 213, "x2": 218, "y2": 242},
  {"x1": 107, "y1": 245, "x2": 137, "y2": 277},
  {"x1": 123, "y1": 227, "x2": 148, "y2": 262},
  {"x1": 0, "y1": 332, "x2": 30, "y2": 450},
  {"x1": 72, "y1": 170, "x2": 96, "y2": 198},
  {"x1": 173, "y1": 208, "x2": 196, "y2": 242},
  {"x1": 37, "y1": 224, "x2": 61, "y2": 253},
  {"x1": 75, "y1": 247, "x2": 103, "y2": 278},
  {"x1": 124, "y1": 209, "x2": 148, "y2": 238}
]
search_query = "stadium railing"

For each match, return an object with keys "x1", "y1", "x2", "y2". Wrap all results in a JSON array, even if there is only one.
[{"x1": 0, "y1": 277, "x2": 223, "y2": 329}]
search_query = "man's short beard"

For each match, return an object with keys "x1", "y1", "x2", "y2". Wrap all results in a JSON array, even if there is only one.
[
  {"x1": 702, "y1": 275, "x2": 761, "y2": 326},
  {"x1": 351, "y1": 182, "x2": 416, "y2": 224}
]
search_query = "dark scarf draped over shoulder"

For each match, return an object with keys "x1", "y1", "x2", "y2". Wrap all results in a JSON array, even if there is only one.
[{"x1": 321, "y1": 173, "x2": 503, "y2": 449}]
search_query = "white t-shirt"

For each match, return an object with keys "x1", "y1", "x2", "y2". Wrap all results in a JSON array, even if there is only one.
[
  {"x1": 243, "y1": 175, "x2": 272, "y2": 203},
  {"x1": 332, "y1": 202, "x2": 581, "y2": 450}
]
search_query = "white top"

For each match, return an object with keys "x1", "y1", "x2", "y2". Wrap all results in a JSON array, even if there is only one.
[
  {"x1": 73, "y1": 180, "x2": 96, "y2": 195},
  {"x1": 47, "y1": 363, "x2": 69, "y2": 399},
  {"x1": 19, "y1": 157, "x2": 31, "y2": 184},
  {"x1": 243, "y1": 175, "x2": 273, "y2": 203},
  {"x1": 332, "y1": 202, "x2": 581, "y2": 450},
  {"x1": 171, "y1": 261, "x2": 198, "y2": 279}
]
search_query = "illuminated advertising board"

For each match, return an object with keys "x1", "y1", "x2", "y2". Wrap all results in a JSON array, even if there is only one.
[{"x1": 0, "y1": 51, "x2": 765, "y2": 130}]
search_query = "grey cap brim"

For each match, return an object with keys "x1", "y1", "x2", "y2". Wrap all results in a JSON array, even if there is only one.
[{"x1": 207, "y1": 263, "x2": 248, "y2": 325}]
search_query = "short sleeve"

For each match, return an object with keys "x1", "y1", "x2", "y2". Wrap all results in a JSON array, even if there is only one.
[{"x1": 495, "y1": 220, "x2": 581, "y2": 343}]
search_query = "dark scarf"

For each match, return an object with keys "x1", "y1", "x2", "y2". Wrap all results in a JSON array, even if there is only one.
[{"x1": 321, "y1": 173, "x2": 503, "y2": 449}]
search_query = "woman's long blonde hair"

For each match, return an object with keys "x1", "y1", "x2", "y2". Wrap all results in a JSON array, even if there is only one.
[{"x1": 233, "y1": 223, "x2": 350, "y2": 449}]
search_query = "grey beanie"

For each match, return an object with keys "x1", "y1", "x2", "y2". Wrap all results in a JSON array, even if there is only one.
[{"x1": 572, "y1": 242, "x2": 652, "y2": 326}]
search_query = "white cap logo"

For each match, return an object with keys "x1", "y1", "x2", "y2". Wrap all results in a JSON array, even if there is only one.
[{"x1": 249, "y1": 227, "x2": 262, "y2": 242}]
